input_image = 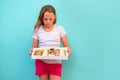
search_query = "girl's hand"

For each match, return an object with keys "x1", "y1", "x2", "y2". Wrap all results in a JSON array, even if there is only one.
[
  {"x1": 67, "y1": 47, "x2": 71, "y2": 56},
  {"x1": 29, "y1": 47, "x2": 34, "y2": 55},
  {"x1": 29, "y1": 39, "x2": 38, "y2": 55}
]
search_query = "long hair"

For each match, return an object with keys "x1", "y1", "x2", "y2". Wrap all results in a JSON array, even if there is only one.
[{"x1": 34, "y1": 5, "x2": 56, "y2": 32}]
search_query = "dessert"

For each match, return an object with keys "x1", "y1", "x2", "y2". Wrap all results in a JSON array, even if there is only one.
[
  {"x1": 60, "y1": 49, "x2": 66, "y2": 56},
  {"x1": 55, "y1": 49, "x2": 60, "y2": 56},
  {"x1": 31, "y1": 48, "x2": 68, "y2": 60},
  {"x1": 42, "y1": 49, "x2": 48, "y2": 56},
  {"x1": 48, "y1": 48, "x2": 55, "y2": 56},
  {"x1": 34, "y1": 50, "x2": 43, "y2": 55}
]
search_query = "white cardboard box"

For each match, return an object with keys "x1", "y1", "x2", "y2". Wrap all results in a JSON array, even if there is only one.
[{"x1": 31, "y1": 47, "x2": 68, "y2": 60}]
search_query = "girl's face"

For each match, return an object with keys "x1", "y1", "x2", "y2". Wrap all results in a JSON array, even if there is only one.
[{"x1": 43, "y1": 12, "x2": 55, "y2": 28}]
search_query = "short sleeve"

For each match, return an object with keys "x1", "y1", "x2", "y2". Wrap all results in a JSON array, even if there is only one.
[
  {"x1": 32, "y1": 31, "x2": 39, "y2": 39},
  {"x1": 59, "y1": 26, "x2": 67, "y2": 37}
]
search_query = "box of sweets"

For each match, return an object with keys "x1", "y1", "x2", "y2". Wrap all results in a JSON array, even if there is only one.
[{"x1": 31, "y1": 47, "x2": 68, "y2": 60}]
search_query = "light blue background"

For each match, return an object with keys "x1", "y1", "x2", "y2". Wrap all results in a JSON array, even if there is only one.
[{"x1": 0, "y1": 0, "x2": 120, "y2": 80}]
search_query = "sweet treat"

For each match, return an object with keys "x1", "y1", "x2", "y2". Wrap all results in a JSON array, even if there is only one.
[
  {"x1": 60, "y1": 49, "x2": 66, "y2": 56},
  {"x1": 48, "y1": 48, "x2": 55, "y2": 56},
  {"x1": 34, "y1": 50, "x2": 43, "y2": 55},
  {"x1": 55, "y1": 49, "x2": 60, "y2": 56},
  {"x1": 42, "y1": 49, "x2": 48, "y2": 56}
]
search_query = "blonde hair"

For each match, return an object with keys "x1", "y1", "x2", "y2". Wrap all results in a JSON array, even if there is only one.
[{"x1": 34, "y1": 5, "x2": 56, "y2": 32}]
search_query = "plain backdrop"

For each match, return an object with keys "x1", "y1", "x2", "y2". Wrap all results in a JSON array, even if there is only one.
[{"x1": 0, "y1": 0, "x2": 120, "y2": 80}]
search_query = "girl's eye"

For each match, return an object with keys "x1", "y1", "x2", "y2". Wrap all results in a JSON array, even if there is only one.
[
  {"x1": 44, "y1": 18, "x2": 48, "y2": 20},
  {"x1": 43, "y1": 18, "x2": 53, "y2": 21},
  {"x1": 49, "y1": 18, "x2": 53, "y2": 21}
]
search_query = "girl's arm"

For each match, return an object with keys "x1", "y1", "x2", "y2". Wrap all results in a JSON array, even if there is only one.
[
  {"x1": 29, "y1": 39, "x2": 39, "y2": 55},
  {"x1": 61, "y1": 35, "x2": 71, "y2": 56}
]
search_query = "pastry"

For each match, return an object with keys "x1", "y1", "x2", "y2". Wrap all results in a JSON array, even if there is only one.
[
  {"x1": 48, "y1": 48, "x2": 55, "y2": 56},
  {"x1": 34, "y1": 50, "x2": 43, "y2": 55},
  {"x1": 60, "y1": 49, "x2": 66, "y2": 56},
  {"x1": 55, "y1": 49, "x2": 60, "y2": 56},
  {"x1": 42, "y1": 49, "x2": 48, "y2": 56}
]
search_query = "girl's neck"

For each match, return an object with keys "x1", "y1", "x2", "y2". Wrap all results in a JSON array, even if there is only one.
[{"x1": 43, "y1": 25, "x2": 54, "y2": 32}]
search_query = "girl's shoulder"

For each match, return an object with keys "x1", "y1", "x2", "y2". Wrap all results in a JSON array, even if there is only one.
[
  {"x1": 37, "y1": 25, "x2": 43, "y2": 31},
  {"x1": 54, "y1": 24, "x2": 66, "y2": 34},
  {"x1": 54, "y1": 24, "x2": 65, "y2": 30},
  {"x1": 33, "y1": 25, "x2": 43, "y2": 34}
]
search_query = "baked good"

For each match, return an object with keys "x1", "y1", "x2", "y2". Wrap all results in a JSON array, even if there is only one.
[
  {"x1": 60, "y1": 49, "x2": 66, "y2": 56},
  {"x1": 42, "y1": 49, "x2": 48, "y2": 56},
  {"x1": 48, "y1": 48, "x2": 55, "y2": 56},
  {"x1": 55, "y1": 49, "x2": 60, "y2": 56},
  {"x1": 34, "y1": 50, "x2": 43, "y2": 55}
]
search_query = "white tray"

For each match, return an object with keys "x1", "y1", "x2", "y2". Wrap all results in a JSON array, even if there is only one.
[{"x1": 31, "y1": 47, "x2": 68, "y2": 60}]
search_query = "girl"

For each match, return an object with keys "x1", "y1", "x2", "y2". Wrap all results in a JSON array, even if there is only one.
[{"x1": 29, "y1": 5, "x2": 71, "y2": 80}]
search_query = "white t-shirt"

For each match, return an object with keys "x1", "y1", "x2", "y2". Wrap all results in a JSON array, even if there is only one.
[{"x1": 32, "y1": 24, "x2": 66, "y2": 63}]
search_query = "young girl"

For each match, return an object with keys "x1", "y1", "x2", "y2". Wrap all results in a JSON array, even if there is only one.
[{"x1": 29, "y1": 5, "x2": 71, "y2": 80}]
